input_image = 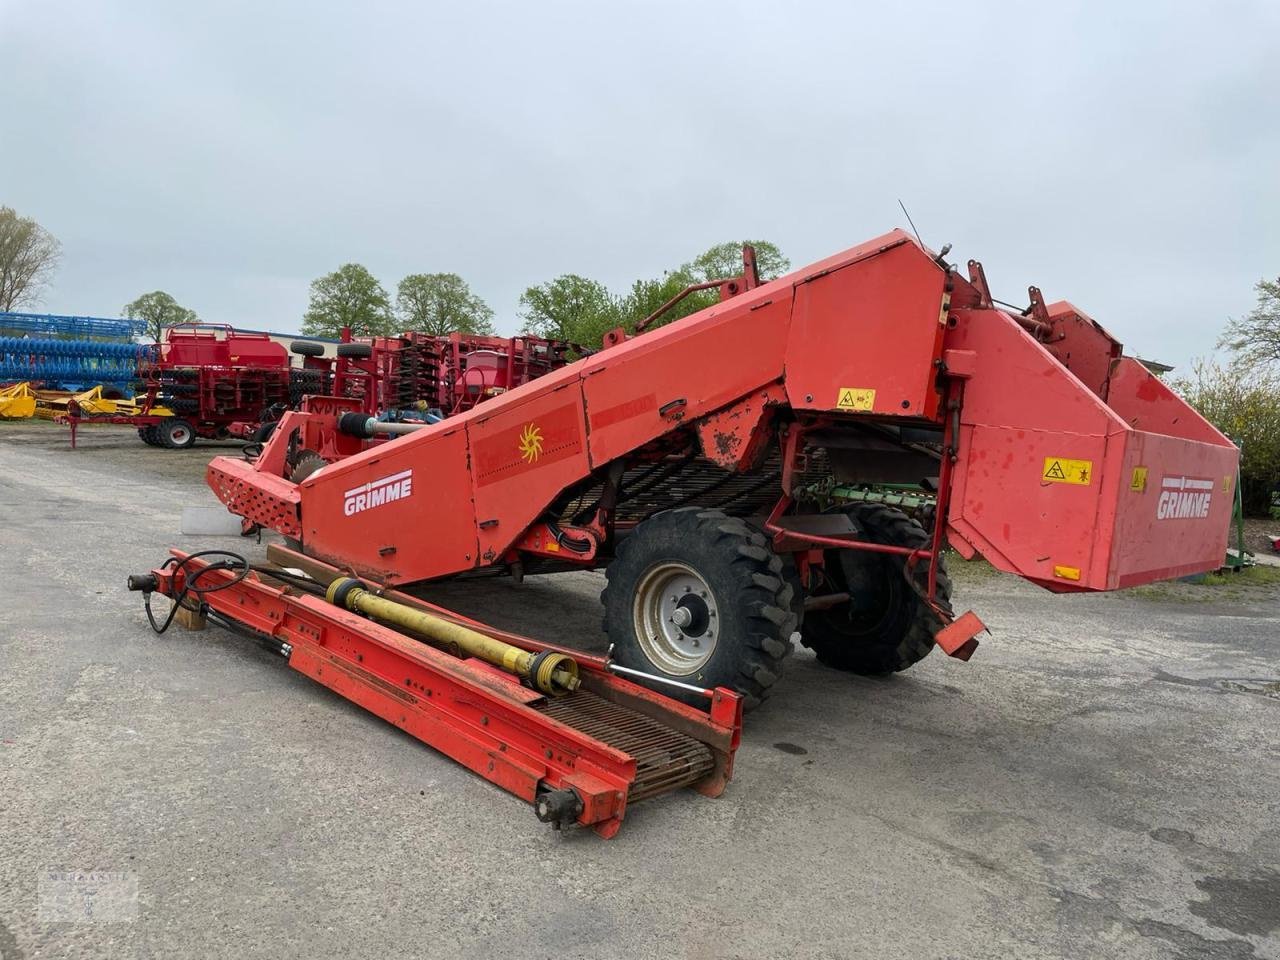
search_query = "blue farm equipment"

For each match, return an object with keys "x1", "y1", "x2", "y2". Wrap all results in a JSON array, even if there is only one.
[
  {"x1": 0, "y1": 337, "x2": 154, "y2": 391},
  {"x1": 0, "y1": 311, "x2": 147, "y2": 340}
]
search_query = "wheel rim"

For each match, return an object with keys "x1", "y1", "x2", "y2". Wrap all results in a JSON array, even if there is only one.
[
  {"x1": 632, "y1": 561, "x2": 719, "y2": 675},
  {"x1": 169, "y1": 424, "x2": 191, "y2": 445}
]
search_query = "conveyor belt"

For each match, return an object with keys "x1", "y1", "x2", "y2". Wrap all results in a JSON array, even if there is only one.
[{"x1": 537, "y1": 691, "x2": 715, "y2": 802}]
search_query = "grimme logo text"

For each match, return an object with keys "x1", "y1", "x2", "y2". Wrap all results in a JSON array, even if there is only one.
[
  {"x1": 1156, "y1": 475, "x2": 1212, "y2": 520},
  {"x1": 344, "y1": 470, "x2": 413, "y2": 516}
]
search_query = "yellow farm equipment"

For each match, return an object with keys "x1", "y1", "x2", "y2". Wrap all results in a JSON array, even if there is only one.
[{"x1": 0, "y1": 382, "x2": 38, "y2": 420}]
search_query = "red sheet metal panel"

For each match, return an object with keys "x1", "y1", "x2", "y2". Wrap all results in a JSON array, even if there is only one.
[
  {"x1": 944, "y1": 308, "x2": 1237, "y2": 591},
  {"x1": 1107, "y1": 435, "x2": 1235, "y2": 587},
  {"x1": 579, "y1": 292, "x2": 791, "y2": 465},
  {"x1": 1105, "y1": 357, "x2": 1229, "y2": 444},
  {"x1": 784, "y1": 238, "x2": 947, "y2": 420},
  {"x1": 1041, "y1": 301, "x2": 1123, "y2": 401},
  {"x1": 467, "y1": 378, "x2": 593, "y2": 563},
  {"x1": 299, "y1": 423, "x2": 478, "y2": 582}
]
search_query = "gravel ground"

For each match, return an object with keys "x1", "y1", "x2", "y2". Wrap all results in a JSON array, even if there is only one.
[{"x1": 1, "y1": 419, "x2": 1278, "y2": 960}]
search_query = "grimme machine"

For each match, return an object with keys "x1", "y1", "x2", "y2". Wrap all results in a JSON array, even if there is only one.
[{"x1": 131, "y1": 228, "x2": 1238, "y2": 836}]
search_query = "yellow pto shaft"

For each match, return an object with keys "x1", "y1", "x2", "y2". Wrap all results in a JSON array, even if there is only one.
[{"x1": 325, "y1": 577, "x2": 580, "y2": 697}]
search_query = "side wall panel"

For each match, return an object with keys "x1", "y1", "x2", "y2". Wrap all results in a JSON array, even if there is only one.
[
  {"x1": 300, "y1": 424, "x2": 478, "y2": 583},
  {"x1": 784, "y1": 241, "x2": 947, "y2": 419},
  {"x1": 580, "y1": 296, "x2": 792, "y2": 465},
  {"x1": 468, "y1": 379, "x2": 593, "y2": 563}
]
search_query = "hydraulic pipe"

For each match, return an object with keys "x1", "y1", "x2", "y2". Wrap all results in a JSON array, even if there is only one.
[{"x1": 325, "y1": 577, "x2": 580, "y2": 696}]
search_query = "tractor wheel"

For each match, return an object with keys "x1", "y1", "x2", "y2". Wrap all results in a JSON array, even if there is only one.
[
  {"x1": 290, "y1": 341, "x2": 325, "y2": 357},
  {"x1": 602, "y1": 507, "x2": 796, "y2": 710},
  {"x1": 157, "y1": 418, "x2": 196, "y2": 450},
  {"x1": 336, "y1": 342, "x2": 373, "y2": 359},
  {"x1": 800, "y1": 503, "x2": 951, "y2": 675},
  {"x1": 137, "y1": 426, "x2": 160, "y2": 446}
]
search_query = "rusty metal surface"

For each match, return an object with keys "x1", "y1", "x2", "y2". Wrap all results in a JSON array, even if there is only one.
[{"x1": 538, "y1": 691, "x2": 714, "y2": 803}]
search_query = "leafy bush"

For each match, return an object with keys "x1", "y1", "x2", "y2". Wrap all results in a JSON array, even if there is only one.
[{"x1": 1171, "y1": 360, "x2": 1280, "y2": 516}]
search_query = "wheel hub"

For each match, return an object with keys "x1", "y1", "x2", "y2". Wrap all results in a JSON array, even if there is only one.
[{"x1": 633, "y1": 562, "x2": 719, "y2": 675}]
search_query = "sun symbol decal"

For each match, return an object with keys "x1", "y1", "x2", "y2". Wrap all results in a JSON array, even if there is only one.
[{"x1": 518, "y1": 422, "x2": 543, "y2": 463}]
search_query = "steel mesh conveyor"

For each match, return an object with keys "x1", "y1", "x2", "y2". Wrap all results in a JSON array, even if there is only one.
[{"x1": 536, "y1": 691, "x2": 715, "y2": 802}]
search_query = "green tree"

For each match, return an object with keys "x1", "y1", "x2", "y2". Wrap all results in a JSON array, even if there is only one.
[
  {"x1": 396, "y1": 273, "x2": 495, "y2": 336},
  {"x1": 0, "y1": 206, "x2": 61, "y2": 311},
  {"x1": 684, "y1": 240, "x2": 790, "y2": 284},
  {"x1": 615, "y1": 270, "x2": 697, "y2": 331},
  {"x1": 1172, "y1": 358, "x2": 1280, "y2": 515},
  {"x1": 618, "y1": 240, "x2": 792, "y2": 334},
  {"x1": 123, "y1": 290, "x2": 198, "y2": 343},
  {"x1": 1220, "y1": 277, "x2": 1280, "y2": 371},
  {"x1": 519, "y1": 274, "x2": 621, "y2": 346},
  {"x1": 518, "y1": 240, "x2": 790, "y2": 349},
  {"x1": 301, "y1": 264, "x2": 393, "y2": 338}
]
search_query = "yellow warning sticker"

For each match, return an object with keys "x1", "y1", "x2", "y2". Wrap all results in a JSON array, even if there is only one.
[
  {"x1": 1053, "y1": 565, "x2": 1081, "y2": 581},
  {"x1": 1043, "y1": 457, "x2": 1092, "y2": 486},
  {"x1": 836, "y1": 387, "x2": 876, "y2": 411},
  {"x1": 1130, "y1": 466, "x2": 1148, "y2": 492}
]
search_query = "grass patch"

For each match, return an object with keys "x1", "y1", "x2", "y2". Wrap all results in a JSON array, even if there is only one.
[
  {"x1": 1201, "y1": 564, "x2": 1280, "y2": 587},
  {"x1": 1126, "y1": 562, "x2": 1280, "y2": 603}
]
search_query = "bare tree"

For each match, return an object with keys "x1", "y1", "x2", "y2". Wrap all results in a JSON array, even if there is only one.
[
  {"x1": 1220, "y1": 277, "x2": 1280, "y2": 371},
  {"x1": 0, "y1": 207, "x2": 61, "y2": 311}
]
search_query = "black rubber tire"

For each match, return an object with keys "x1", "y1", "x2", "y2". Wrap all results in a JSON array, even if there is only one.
[
  {"x1": 336, "y1": 342, "x2": 373, "y2": 359},
  {"x1": 800, "y1": 503, "x2": 951, "y2": 675},
  {"x1": 252, "y1": 420, "x2": 277, "y2": 443},
  {"x1": 157, "y1": 418, "x2": 197, "y2": 450},
  {"x1": 138, "y1": 426, "x2": 158, "y2": 446},
  {"x1": 290, "y1": 341, "x2": 325, "y2": 357},
  {"x1": 602, "y1": 507, "x2": 796, "y2": 710}
]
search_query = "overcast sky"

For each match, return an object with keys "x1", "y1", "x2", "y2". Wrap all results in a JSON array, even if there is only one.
[{"x1": 2, "y1": 0, "x2": 1276, "y2": 368}]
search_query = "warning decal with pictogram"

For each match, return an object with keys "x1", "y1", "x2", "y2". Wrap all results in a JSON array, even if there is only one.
[{"x1": 1042, "y1": 456, "x2": 1092, "y2": 486}]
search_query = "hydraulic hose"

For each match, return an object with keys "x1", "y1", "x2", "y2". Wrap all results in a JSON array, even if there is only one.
[{"x1": 325, "y1": 577, "x2": 580, "y2": 697}]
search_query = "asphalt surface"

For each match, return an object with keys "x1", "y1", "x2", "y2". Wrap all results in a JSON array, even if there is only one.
[{"x1": 1, "y1": 420, "x2": 1278, "y2": 960}]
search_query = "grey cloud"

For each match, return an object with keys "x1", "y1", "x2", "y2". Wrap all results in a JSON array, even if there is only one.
[{"x1": 1, "y1": 0, "x2": 1276, "y2": 368}]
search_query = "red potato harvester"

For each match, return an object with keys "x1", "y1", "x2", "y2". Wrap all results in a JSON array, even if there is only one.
[{"x1": 130, "y1": 228, "x2": 1237, "y2": 836}]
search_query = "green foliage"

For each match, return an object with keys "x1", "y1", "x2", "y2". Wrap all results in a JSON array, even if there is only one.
[
  {"x1": 615, "y1": 270, "x2": 698, "y2": 331},
  {"x1": 1219, "y1": 277, "x2": 1280, "y2": 371},
  {"x1": 0, "y1": 206, "x2": 61, "y2": 311},
  {"x1": 396, "y1": 273, "x2": 494, "y2": 336},
  {"x1": 1172, "y1": 359, "x2": 1280, "y2": 516},
  {"x1": 685, "y1": 240, "x2": 790, "y2": 284},
  {"x1": 301, "y1": 264, "x2": 393, "y2": 338},
  {"x1": 519, "y1": 274, "x2": 622, "y2": 347},
  {"x1": 519, "y1": 240, "x2": 790, "y2": 349},
  {"x1": 123, "y1": 290, "x2": 198, "y2": 343}
]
